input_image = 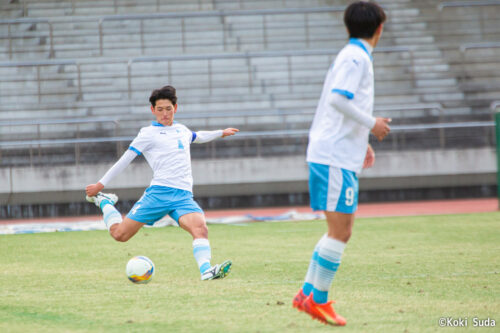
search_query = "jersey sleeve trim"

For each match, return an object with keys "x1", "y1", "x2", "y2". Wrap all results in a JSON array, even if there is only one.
[
  {"x1": 332, "y1": 89, "x2": 354, "y2": 100},
  {"x1": 128, "y1": 146, "x2": 142, "y2": 156},
  {"x1": 191, "y1": 131, "x2": 197, "y2": 143}
]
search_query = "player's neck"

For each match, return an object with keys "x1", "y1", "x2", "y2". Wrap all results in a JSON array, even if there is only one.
[
  {"x1": 365, "y1": 26, "x2": 383, "y2": 48},
  {"x1": 363, "y1": 36, "x2": 377, "y2": 48}
]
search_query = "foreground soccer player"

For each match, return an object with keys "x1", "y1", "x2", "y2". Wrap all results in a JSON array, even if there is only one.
[
  {"x1": 85, "y1": 85, "x2": 238, "y2": 281},
  {"x1": 293, "y1": 1, "x2": 390, "y2": 325}
]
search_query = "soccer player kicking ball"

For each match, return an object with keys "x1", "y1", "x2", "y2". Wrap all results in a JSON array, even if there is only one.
[
  {"x1": 85, "y1": 85, "x2": 238, "y2": 281},
  {"x1": 292, "y1": 1, "x2": 390, "y2": 326}
]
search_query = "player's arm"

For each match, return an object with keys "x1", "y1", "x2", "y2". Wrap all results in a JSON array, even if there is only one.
[
  {"x1": 85, "y1": 149, "x2": 138, "y2": 197},
  {"x1": 363, "y1": 144, "x2": 375, "y2": 169},
  {"x1": 192, "y1": 128, "x2": 239, "y2": 144},
  {"x1": 329, "y1": 56, "x2": 391, "y2": 140},
  {"x1": 327, "y1": 93, "x2": 391, "y2": 141}
]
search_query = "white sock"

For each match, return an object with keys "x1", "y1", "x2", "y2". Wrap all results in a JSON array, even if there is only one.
[
  {"x1": 302, "y1": 234, "x2": 327, "y2": 295},
  {"x1": 312, "y1": 237, "x2": 346, "y2": 304},
  {"x1": 102, "y1": 204, "x2": 122, "y2": 230},
  {"x1": 193, "y1": 238, "x2": 212, "y2": 274}
]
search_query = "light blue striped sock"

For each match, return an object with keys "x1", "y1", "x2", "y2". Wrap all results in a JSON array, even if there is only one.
[
  {"x1": 99, "y1": 199, "x2": 112, "y2": 210},
  {"x1": 302, "y1": 234, "x2": 327, "y2": 296},
  {"x1": 193, "y1": 238, "x2": 211, "y2": 274},
  {"x1": 102, "y1": 204, "x2": 122, "y2": 230},
  {"x1": 312, "y1": 237, "x2": 346, "y2": 304}
]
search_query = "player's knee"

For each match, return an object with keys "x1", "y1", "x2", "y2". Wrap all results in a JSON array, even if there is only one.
[
  {"x1": 341, "y1": 228, "x2": 353, "y2": 242},
  {"x1": 328, "y1": 230, "x2": 352, "y2": 243},
  {"x1": 194, "y1": 224, "x2": 208, "y2": 238},
  {"x1": 114, "y1": 234, "x2": 130, "y2": 242},
  {"x1": 111, "y1": 229, "x2": 130, "y2": 242}
]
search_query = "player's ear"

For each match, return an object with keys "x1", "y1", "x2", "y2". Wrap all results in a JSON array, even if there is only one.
[
  {"x1": 377, "y1": 23, "x2": 384, "y2": 36},
  {"x1": 173, "y1": 104, "x2": 178, "y2": 114},
  {"x1": 150, "y1": 105, "x2": 155, "y2": 114}
]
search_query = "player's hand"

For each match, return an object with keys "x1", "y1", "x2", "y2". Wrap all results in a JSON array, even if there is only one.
[
  {"x1": 363, "y1": 144, "x2": 375, "y2": 169},
  {"x1": 85, "y1": 182, "x2": 104, "y2": 197},
  {"x1": 371, "y1": 117, "x2": 391, "y2": 141},
  {"x1": 222, "y1": 128, "x2": 239, "y2": 137}
]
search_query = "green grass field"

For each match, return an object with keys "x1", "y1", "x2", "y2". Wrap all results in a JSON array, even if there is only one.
[{"x1": 1, "y1": 212, "x2": 499, "y2": 332}]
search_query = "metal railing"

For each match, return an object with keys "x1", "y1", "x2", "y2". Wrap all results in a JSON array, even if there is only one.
[
  {"x1": 0, "y1": 117, "x2": 120, "y2": 164},
  {"x1": 438, "y1": 0, "x2": 500, "y2": 11},
  {"x1": 3, "y1": 40, "x2": 497, "y2": 115},
  {"x1": 2, "y1": 3, "x2": 499, "y2": 61},
  {"x1": 1, "y1": 6, "x2": 345, "y2": 59},
  {"x1": 491, "y1": 101, "x2": 500, "y2": 111},
  {"x1": 0, "y1": 46, "x2": 413, "y2": 105},
  {"x1": 4, "y1": 102, "x2": 495, "y2": 167},
  {"x1": 0, "y1": 120, "x2": 494, "y2": 166},
  {"x1": 127, "y1": 46, "x2": 414, "y2": 98},
  {"x1": 119, "y1": 103, "x2": 443, "y2": 125},
  {"x1": 460, "y1": 42, "x2": 500, "y2": 54},
  {"x1": 0, "y1": 102, "x2": 442, "y2": 135},
  {"x1": 0, "y1": 59, "x2": 81, "y2": 102},
  {"x1": 0, "y1": 18, "x2": 54, "y2": 59},
  {"x1": 98, "y1": 6, "x2": 344, "y2": 55},
  {"x1": 458, "y1": 42, "x2": 500, "y2": 81},
  {"x1": 4, "y1": 0, "x2": 211, "y2": 17},
  {"x1": 437, "y1": 1, "x2": 500, "y2": 37},
  {"x1": 6, "y1": 0, "x2": 322, "y2": 18}
]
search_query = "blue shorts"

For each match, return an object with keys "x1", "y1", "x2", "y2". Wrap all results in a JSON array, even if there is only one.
[
  {"x1": 308, "y1": 162, "x2": 359, "y2": 214},
  {"x1": 126, "y1": 185, "x2": 203, "y2": 225}
]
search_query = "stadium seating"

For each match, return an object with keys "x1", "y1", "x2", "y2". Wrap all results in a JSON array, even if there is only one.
[{"x1": 0, "y1": 0, "x2": 499, "y2": 167}]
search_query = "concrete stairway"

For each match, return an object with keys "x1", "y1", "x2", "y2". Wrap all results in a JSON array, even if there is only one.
[{"x1": 0, "y1": 0, "x2": 499, "y2": 167}]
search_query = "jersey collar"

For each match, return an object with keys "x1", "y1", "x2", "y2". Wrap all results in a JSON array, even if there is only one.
[
  {"x1": 349, "y1": 38, "x2": 373, "y2": 61},
  {"x1": 151, "y1": 121, "x2": 178, "y2": 127}
]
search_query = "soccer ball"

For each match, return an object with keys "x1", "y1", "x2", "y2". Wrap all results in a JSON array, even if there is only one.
[{"x1": 126, "y1": 256, "x2": 155, "y2": 284}]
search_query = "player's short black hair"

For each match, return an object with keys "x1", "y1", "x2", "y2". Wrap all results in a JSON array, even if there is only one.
[
  {"x1": 149, "y1": 85, "x2": 177, "y2": 107},
  {"x1": 344, "y1": 1, "x2": 386, "y2": 39}
]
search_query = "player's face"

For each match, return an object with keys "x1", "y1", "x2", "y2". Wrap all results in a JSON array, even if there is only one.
[{"x1": 151, "y1": 99, "x2": 177, "y2": 126}]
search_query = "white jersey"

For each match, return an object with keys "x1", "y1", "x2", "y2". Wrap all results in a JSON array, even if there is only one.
[
  {"x1": 307, "y1": 38, "x2": 375, "y2": 173},
  {"x1": 129, "y1": 121, "x2": 196, "y2": 192}
]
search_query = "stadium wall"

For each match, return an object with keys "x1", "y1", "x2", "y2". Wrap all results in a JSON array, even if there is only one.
[{"x1": 0, "y1": 148, "x2": 495, "y2": 218}]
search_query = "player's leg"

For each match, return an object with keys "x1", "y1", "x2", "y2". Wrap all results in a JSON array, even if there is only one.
[
  {"x1": 178, "y1": 212, "x2": 211, "y2": 273},
  {"x1": 303, "y1": 212, "x2": 351, "y2": 326},
  {"x1": 294, "y1": 162, "x2": 331, "y2": 309},
  {"x1": 178, "y1": 212, "x2": 208, "y2": 239},
  {"x1": 293, "y1": 234, "x2": 326, "y2": 311},
  {"x1": 175, "y1": 209, "x2": 231, "y2": 281},
  {"x1": 311, "y1": 212, "x2": 353, "y2": 303},
  {"x1": 325, "y1": 211, "x2": 354, "y2": 242},
  {"x1": 300, "y1": 165, "x2": 357, "y2": 325},
  {"x1": 86, "y1": 191, "x2": 122, "y2": 232},
  {"x1": 311, "y1": 166, "x2": 357, "y2": 303},
  {"x1": 86, "y1": 192, "x2": 146, "y2": 242},
  {"x1": 108, "y1": 217, "x2": 144, "y2": 242}
]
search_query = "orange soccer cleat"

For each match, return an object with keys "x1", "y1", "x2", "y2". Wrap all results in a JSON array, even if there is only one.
[
  {"x1": 292, "y1": 288, "x2": 307, "y2": 312},
  {"x1": 302, "y1": 294, "x2": 347, "y2": 326}
]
